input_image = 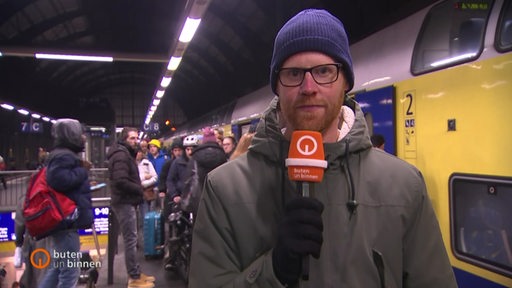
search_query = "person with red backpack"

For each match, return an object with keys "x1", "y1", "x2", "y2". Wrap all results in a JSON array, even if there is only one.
[{"x1": 38, "y1": 118, "x2": 93, "y2": 288}]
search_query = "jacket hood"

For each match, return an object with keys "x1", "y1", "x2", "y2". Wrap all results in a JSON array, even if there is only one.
[
  {"x1": 192, "y1": 142, "x2": 227, "y2": 170},
  {"x1": 250, "y1": 96, "x2": 373, "y2": 163},
  {"x1": 51, "y1": 118, "x2": 85, "y2": 153}
]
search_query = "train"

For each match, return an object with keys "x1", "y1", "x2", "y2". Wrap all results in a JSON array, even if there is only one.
[{"x1": 163, "y1": 0, "x2": 512, "y2": 286}]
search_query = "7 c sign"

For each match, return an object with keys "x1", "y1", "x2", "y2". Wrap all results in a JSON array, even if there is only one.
[{"x1": 21, "y1": 121, "x2": 43, "y2": 133}]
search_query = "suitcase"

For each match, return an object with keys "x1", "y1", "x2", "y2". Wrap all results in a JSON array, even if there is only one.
[{"x1": 143, "y1": 199, "x2": 165, "y2": 259}]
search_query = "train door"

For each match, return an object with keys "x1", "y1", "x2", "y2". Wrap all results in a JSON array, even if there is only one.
[{"x1": 354, "y1": 85, "x2": 396, "y2": 155}]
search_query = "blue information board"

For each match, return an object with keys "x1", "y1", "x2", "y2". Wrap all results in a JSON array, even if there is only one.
[{"x1": 0, "y1": 212, "x2": 15, "y2": 242}]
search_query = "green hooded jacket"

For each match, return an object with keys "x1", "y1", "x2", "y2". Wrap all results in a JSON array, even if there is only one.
[{"x1": 189, "y1": 96, "x2": 457, "y2": 288}]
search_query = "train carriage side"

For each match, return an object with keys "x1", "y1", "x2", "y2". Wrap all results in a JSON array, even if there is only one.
[{"x1": 352, "y1": 0, "x2": 512, "y2": 287}]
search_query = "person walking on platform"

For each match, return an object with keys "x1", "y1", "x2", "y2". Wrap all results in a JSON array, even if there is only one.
[
  {"x1": 39, "y1": 118, "x2": 94, "y2": 288},
  {"x1": 107, "y1": 127, "x2": 155, "y2": 288},
  {"x1": 189, "y1": 9, "x2": 457, "y2": 288}
]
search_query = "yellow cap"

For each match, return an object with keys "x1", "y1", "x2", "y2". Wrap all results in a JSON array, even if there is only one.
[{"x1": 148, "y1": 139, "x2": 161, "y2": 149}]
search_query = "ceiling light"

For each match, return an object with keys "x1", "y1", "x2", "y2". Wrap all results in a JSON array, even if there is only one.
[
  {"x1": 35, "y1": 53, "x2": 114, "y2": 62},
  {"x1": 167, "y1": 56, "x2": 182, "y2": 71},
  {"x1": 153, "y1": 99, "x2": 160, "y2": 106},
  {"x1": 31, "y1": 113, "x2": 41, "y2": 119},
  {"x1": 42, "y1": 117, "x2": 50, "y2": 122},
  {"x1": 160, "y1": 76, "x2": 172, "y2": 88},
  {"x1": 156, "y1": 90, "x2": 165, "y2": 98},
  {"x1": 1, "y1": 103, "x2": 14, "y2": 110},
  {"x1": 179, "y1": 17, "x2": 201, "y2": 43},
  {"x1": 18, "y1": 109, "x2": 29, "y2": 115}
]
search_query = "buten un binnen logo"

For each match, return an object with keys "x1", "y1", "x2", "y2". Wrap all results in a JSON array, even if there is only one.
[
  {"x1": 30, "y1": 248, "x2": 101, "y2": 270},
  {"x1": 31, "y1": 248, "x2": 51, "y2": 269},
  {"x1": 296, "y1": 135, "x2": 318, "y2": 156}
]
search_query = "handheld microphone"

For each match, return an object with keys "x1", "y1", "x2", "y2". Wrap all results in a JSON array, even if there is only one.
[{"x1": 285, "y1": 130, "x2": 328, "y2": 281}]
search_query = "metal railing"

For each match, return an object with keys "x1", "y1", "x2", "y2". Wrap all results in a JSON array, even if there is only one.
[{"x1": 0, "y1": 168, "x2": 111, "y2": 212}]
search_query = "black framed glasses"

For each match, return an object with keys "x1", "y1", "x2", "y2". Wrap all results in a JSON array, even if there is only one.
[{"x1": 277, "y1": 63, "x2": 343, "y2": 87}]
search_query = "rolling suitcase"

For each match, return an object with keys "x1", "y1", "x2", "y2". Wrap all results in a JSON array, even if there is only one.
[{"x1": 143, "y1": 196, "x2": 165, "y2": 259}]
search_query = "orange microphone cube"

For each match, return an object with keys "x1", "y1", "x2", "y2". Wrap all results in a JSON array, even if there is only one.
[{"x1": 285, "y1": 131, "x2": 328, "y2": 182}]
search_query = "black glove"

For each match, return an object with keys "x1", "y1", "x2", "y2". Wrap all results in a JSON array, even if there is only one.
[{"x1": 272, "y1": 197, "x2": 324, "y2": 286}]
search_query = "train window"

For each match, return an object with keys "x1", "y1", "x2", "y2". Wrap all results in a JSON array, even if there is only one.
[
  {"x1": 495, "y1": 0, "x2": 512, "y2": 51},
  {"x1": 449, "y1": 174, "x2": 512, "y2": 278},
  {"x1": 411, "y1": 0, "x2": 494, "y2": 75}
]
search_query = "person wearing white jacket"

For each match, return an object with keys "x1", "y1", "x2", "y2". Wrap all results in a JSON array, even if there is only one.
[
  {"x1": 136, "y1": 148, "x2": 158, "y2": 230},
  {"x1": 136, "y1": 149, "x2": 158, "y2": 189}
]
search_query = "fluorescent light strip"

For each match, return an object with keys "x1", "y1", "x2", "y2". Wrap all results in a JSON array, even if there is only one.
[
  {"x1": 160, "y1": 76, "x2": 172, "y2": 88},
  {"x1": 17, "y1": 109, "x2": 29, "y2": 115},
  {"x1": 156, "y1": 90, "x2": 165, "y2": 98},
  {"x1": 179, "y1": 18, "x2": 202, "y2": 43},
  {"x1": 35, "y1": 53, "x2": 113, "y2": 62},
  {"x1": 1, "y1": 104, "x2": 14, "y2": 110},
  {"x1": 167, "y1": 56, "x2": 182, "y2": 71}
]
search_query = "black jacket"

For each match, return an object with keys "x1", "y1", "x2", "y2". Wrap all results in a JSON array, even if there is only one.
[{"x1": 107, "y1": 142, "x2": 143, "y2": 205}]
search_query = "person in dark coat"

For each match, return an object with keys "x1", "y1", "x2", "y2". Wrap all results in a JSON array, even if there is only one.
[
  {"x1": 159, "y1": 138, "x2": 183, "y2": 222},
  {"x1": 107, "y1": 127, "x2": 155, "y2": 288},
  {"x1": 185, "y1": 128, "x2": 227, "y2": 217},
  {"x1": 39, "y1": 118, "x2": 93, "y2": 288}
]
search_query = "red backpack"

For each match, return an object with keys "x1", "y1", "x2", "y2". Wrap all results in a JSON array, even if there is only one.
[{"x1": 23, "y1": 167, "x2": 77, "y2": 239}]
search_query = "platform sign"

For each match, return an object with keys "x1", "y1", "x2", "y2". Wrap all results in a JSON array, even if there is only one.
[
  {"x1": 143, "y1": 122, "x2": 160, "y2": 132},
  {"x1": 21, "y1": 121, "x2": 43, "y2": 133},
  {"x1": 79, "y1": 206, "x2": 109, "y2": 235},
  {"x1": 0, "y1": 212, "x2": 15, "y2": 242},
  {"x1": 403, "y1": 91, "x2": 417, "y2": 158}
]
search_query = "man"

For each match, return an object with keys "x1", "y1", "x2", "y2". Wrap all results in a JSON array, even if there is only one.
[
  {"x1": 147, "y1": 139, "x2": 168, "y2": 179},
  {"x1": 39, "y1": 119, "x2": 93, "y2": 287},
  {"x1": 166, "y1": 135, "x2": 197, "y2": 205},
  {"x1": 107, "y1": 127, "x2": 155, "y2": 288},
  {"x1": 158, "y1": 138, "x2": 183, "y2": 198},
  {"x1": 222, "y1": 136, "x2": 237, "y2": 160},
  {"x1": 158, "y1": 138, "x2": 183, "y2": 224},
  {"x1": 182, "y1": 128, "x2": 226, "y2": 217},
  {"x1": 189, "y1": 9, "x2": 457, "y2": 287}
]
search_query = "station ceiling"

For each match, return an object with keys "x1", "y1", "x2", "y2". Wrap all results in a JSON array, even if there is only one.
[{"x1": 0, "y1": 0, "x2": 438, "y2": 131}]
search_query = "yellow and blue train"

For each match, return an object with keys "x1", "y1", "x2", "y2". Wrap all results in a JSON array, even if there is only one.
[{"x1": 166, "y1": 0, "x2": 512, "y2": 286}]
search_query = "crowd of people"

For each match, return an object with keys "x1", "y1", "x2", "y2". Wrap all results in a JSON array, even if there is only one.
[{"x1": 107, "y1": 126, "x2": 245, "y2": 287}]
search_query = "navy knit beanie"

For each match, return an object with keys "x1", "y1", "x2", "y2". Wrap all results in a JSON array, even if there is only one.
[{"x1": 270, "y1": 9, "x2": 354, "y2": 95}]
